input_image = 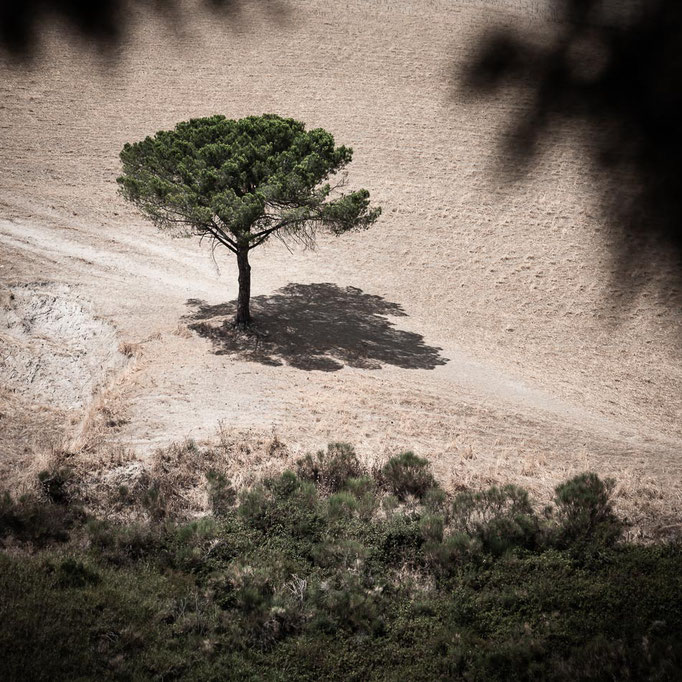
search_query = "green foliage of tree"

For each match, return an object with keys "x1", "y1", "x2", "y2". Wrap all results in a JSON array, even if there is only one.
[{"x1": 117, "y1": 114, "x2": 381, "y2": 325}]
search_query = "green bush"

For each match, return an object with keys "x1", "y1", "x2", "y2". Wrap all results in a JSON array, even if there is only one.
[
  {"x1": 240, "y1": 472, "x2": 323, "y2": 544},
  {"x1": 423, "y1": 486, "x2": 448, "y2": 514},
  {"x1": 0, "y1": 491, "x2": 78, "y2": 547},
  {"x1": 310, "y1": 573, "x2": 385, "y2": 636},
  {"x1": 425, "y1": 531, "x2": 478, "y2": 574},
  {"x1": 54, "y1": 558, "x2": 101, "y2": 589},
  {"x1": 38, "y1": 467, "x2": 73, "y2": 505},
  {"x1": 451, "y1": 484, "x2": 541, "y2": 555},
  {"x1": 312, "y1": 538, "x2": 369, "y2": 569},
  {"x1": 420, "y1": 514, "x2": 445, "y2": 544},
  {"x1": 327, "y1": 491, "x2": 358, "y2": 521},
  {"x1": 220, "y1": 564, "x2": 305, "y2": 649},
  {"x1": 238, "y1": 484, "x2": 272, "y2": 531},
  {"x1": 296, "y1": 442, "x2": 362, "y2": 492},
  {"x1": 206, "y1": 470, "x2": 236, "y2": 516},
  {"x1": 86, "y1": 518, "x2": 163, "y2": 565},
  {"x1": 378, "y1": 451, "x2": 437, "y2": 500},
  {"x1": 141, "y1": 482, "x2": 168, "y2": 522},
  {"x1": 168, "y1": 517, "x2": 220, "y2": 571},
  {"x1": 342, "y1": 476, "x2": 378, "y2": 519},
  {"x1": 553, "y1": 472, "x2": 623, "y2": 548},
  {"x1": 376, "y1": 514, "x2": 424, "y2": 566},
  {"x1": 343, "y1": 475, "x2": 375, "y2": 498}
]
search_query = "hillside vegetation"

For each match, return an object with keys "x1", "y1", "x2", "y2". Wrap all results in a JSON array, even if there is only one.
[{"x1": 2, "y1": 441, "x2": 681, "y2": 680}]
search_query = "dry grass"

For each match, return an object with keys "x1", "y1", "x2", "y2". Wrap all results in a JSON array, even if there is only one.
[
  {"x1": 18, "y1": 426, "x2": 295, "y2": 521},
  {"x1": 118, "y1": 341, "x2": 143, "y2": 358},
  {"x1": 9, "y1": 420, "x2": 678, "y2": 541},
  {"x1": 0, "y1": 389, "x2": 66, "y2": 484},
  {"x1": 140, "y1": 425, "x2": 295, "y2": 518}
]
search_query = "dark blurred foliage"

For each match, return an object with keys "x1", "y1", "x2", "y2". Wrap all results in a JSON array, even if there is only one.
[
  {"x1": 0, "y1": 0, "x2": 289, "y2": 59},
  {"x1": 464, "y1": 0, "x2": 682, "y2": 293}
]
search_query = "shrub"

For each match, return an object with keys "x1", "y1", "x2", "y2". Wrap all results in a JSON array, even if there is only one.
[
  {"x1": 425, "y1": 531, "x2": 478, "y2": 574},
  {"x1": 296, "y1": 442, "x2": 362, "y2": 492},
  {"x1": 343, "y1": 477, "x2": 378, "y2": 520},
  {"x1": 451, "y1": 485, "x2": 540, "y2": 555},
  {"x1": 420, "y1": 514, "x2": 445, "y2": 543},
  {"x1": 312, "y1": 538, "x2": 369, "y2": 569},
  {"x1": 423, "y1": 486, "x2": 448, "y2": 515},
  {"x1": 54, "y1": 559, "x2": 101, "y2": 589},
  {"x1": 266, "y1": 471, "x2": 303, "y2": 500},
  {"x1": 240, "y1": 473, "x2": 323, "y2": 542},
  {"x1": 215, "y1": 562, "x2": 306, "y2": 650},
  {"x1": 141, "y1": 483, "x2": 167, "y2": 522},
  {"x1": 553, "y1": 472, "x2": 622, "y2": 548},
  {"x1": 343, "y1": 476, "x2": 375, "y2": 498},
  {"x1": 238, "y1": 485, "x2": 273, "y2": 531},
  {"x1": 38, "y1": 467, "x2": 74, "y2": 505},
  {"x1": 0, "y1": 492, "x2": 76, "y2": 547},
  {"x1": 310, "y1": 573, "x2": 385, "y2": 636},
  {"x1": 206, "y1": 470, "x2": 236, "y2": 516},
  {"x1": 86, "y1": 518, "x2": 163, "y2": 565},
  {"x1": 379, "y1": 451, "x2": 438, "y2": 500},
  {"x1": 377, "y1": 515, "x2": 424, "y2": 566},
  {"x1": 0, "y1": 450, "x2": 679, "y2": 681},
  {"x1": 327, "y1": 492, "x2": 358, "y2": 521},
  {"x1": 169, "y1": 518, "x2": 219, "y2": 571}
]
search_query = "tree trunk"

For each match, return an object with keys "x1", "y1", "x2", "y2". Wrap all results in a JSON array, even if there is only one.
[{"x1": 235, "y1": 247, "x2": 251, "y2": 327}]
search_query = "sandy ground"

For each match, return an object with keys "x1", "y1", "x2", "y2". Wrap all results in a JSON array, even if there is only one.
[{"x1": 1, "y1": 0, "x2": 680, "y2": 533}]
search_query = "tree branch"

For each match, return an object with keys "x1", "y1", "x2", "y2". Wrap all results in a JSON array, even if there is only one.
[
  {"x1": 209, "y1": 219, "x2": 239, "y2": 250},
  {"x1": 201, "y1": 223, "x2": 238, "y2": 254},
  {"x1": 247, "y1": 213, "x2": 318, "y2": 249}
]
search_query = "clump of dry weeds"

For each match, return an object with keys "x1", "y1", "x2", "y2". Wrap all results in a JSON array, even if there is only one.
[{"x1": 24, "y1": 426, "x2": 296, "y2": 522}]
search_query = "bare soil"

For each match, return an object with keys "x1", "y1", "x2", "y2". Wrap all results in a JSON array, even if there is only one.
[{"x1": 1, "y1": 0, "x2": 680, "y2": 536}]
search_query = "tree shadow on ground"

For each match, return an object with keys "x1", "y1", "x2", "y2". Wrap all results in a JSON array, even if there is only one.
[{"x1": 184, "y1": 283, "x2": 448, "y2": 372}]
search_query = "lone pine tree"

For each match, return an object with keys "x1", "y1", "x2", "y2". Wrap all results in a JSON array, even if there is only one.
[{"x1": 117, "y1": 114, "x2": 381, "y2": 325}]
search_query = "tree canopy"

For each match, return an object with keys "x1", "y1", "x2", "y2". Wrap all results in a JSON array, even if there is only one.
[{"x1": 118, "y1": 114, "x2": 381, "y2": 324}]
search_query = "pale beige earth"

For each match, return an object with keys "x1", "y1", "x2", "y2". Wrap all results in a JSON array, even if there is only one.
[{"x1": 1, "y1": 0, "x2": 680, "y2": 535}]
